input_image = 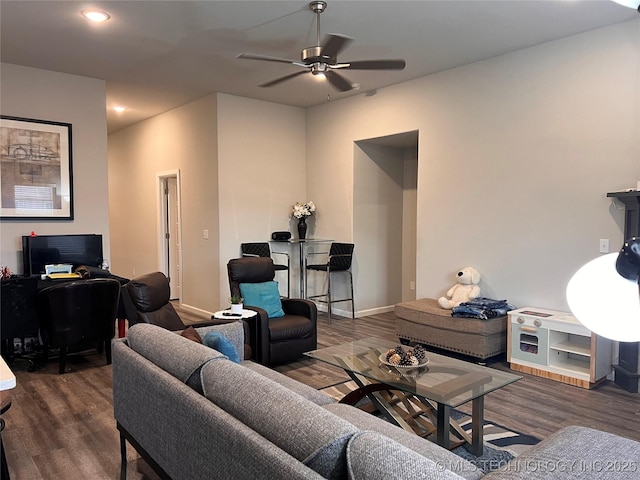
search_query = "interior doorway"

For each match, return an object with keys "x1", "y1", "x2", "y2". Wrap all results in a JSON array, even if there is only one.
[
  {"x1": 157, "y1": 170, "x2": 182, "y2": 301},
  {"x1": 354, "y1": 131, "x2": 418, "y2": 314}
]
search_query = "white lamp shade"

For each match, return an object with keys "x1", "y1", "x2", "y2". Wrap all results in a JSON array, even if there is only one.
[
  {"x1": 567, "y1": 253, "x2": 640, "y2": 342},
  {"x1": 611, "y1": 0, "x2": 640, "y2": 8}
]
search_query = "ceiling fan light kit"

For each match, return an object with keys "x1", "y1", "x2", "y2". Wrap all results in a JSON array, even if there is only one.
[{"x1": 237, "y1": 1, "x2": 406, "y2": 92}]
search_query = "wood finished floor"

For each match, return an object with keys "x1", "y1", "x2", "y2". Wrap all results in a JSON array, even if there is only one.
[{"x1": 2, "y1": 309, "x2": 639, "y2": 479}]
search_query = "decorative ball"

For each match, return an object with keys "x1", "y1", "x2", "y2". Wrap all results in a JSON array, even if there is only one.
[
  {"x1": 388, "y1": 353, "x2": 402, "y2": 365},
  {"x1": 412, "y1": 345, "x2": 426, "y2": 361},
  {"x1": 399, "y1": 354, "x2": 419, "y2": 366}
]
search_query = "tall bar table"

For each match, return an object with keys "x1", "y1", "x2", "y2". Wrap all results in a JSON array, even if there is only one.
[{"x1": 270, "y1": 238, "x2": 332, "y2": 298}]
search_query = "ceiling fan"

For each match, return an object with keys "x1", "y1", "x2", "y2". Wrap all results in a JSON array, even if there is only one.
[{"x1": 237, "y1": 1, "x2": 406, "y2": 92}]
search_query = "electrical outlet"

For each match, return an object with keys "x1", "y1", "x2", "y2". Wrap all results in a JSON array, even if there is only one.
[
  {"x1": 410, "y1": 281, "x2": 415, "y2": 290},
  {"x1": 203, "y1": 229, "x2": 209, "y2": 239},
  {"x1": 599, "y1": 239, "x2": 609, "y2": 254}
]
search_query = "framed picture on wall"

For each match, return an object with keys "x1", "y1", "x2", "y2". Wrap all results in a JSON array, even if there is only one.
[{"x1": 0, "y1": 115, "x2": 73, "y2": 220}]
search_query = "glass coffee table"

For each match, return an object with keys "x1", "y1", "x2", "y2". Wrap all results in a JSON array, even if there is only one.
[{"x1": 305, "y1": 337, "x2": 521, "y2": 455}]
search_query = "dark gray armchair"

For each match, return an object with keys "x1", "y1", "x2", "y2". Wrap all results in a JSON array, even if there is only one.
[
  {"x1": 124, "y1": 271, "x2": 185, "y2": 330},
  {"x1": 227, "y1": 257, "x2": 317, "y2": 366},
  {"x1": 124, "y1": 271, "x2": 252, "y2": 359}
]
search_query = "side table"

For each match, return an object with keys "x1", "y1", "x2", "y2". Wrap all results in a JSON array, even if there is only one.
[{"x1": 212, "y1": 309, "x2": 257, "y2": 321}]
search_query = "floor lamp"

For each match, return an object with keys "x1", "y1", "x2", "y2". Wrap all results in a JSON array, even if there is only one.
[{"x1": 567, "y1": 238, "x2": 640, "y2": 391}]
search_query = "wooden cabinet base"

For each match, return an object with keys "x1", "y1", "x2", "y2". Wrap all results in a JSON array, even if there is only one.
[{"x1": 509, "y1": 362, "x2": 606, "y2": 389}]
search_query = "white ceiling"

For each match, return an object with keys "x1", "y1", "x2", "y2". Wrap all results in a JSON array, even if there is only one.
[{"x1": 1, "y1": 1, "x2": 638, "y2": 133}]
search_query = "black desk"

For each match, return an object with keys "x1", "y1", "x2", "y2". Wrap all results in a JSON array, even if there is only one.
[
  {"x1": 1, "y1": 272, "x2": 130, "y2": 362},
  {"x1": 37, "y1": 272, "x2": 129, "y2": 292},
  {"x1": 1, "y1": 276, "x2": 40, "y2": 365},
  {"x1": 37, "y1": 272, "x2": 130, "y2": 337}
]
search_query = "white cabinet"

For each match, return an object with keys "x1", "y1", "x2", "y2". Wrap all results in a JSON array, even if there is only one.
[{"x1": 507, "y1": 307, "x2": 613, "y2": 389}]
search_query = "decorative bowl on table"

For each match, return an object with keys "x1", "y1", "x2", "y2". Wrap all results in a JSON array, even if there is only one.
[{"x1": 379, "y1": 345, "x2": 429, "y2": 369}]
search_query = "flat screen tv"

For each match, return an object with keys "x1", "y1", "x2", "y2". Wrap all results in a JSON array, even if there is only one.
[{"x1": 22, "y1": 234, "x2": 103, "y2": 276}]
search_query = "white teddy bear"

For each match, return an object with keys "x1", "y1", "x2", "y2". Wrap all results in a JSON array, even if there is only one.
[{"x1": 437, "y1": 267, "x2": 481, "y2": 309}]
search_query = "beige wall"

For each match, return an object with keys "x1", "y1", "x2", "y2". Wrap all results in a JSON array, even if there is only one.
[
  {"x1": 0, "y1": 63, "x2": 110, "y2": 272},
  {"x1": 108, "y1": 94, "x2": 219, "y2": 313},
  {"x1": 217, "y1": 93, "x2": 306, "y2": 302},
  {"x1": 353, "y1": 142, "x2": 406, "y2": 314},
  {"x1": 109, "y1": 93, "x2": 305, "y2": 313},
  {"x1": 402, "y1": 146, "x2": 418, "y2": 303},
  {"x1": 307, "y1": 20, "x2": 640, "y2": 313}
]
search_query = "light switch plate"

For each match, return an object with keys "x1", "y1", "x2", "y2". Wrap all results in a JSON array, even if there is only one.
[{"x1": 599, "y1": 238, "x2": 609, "y2": 254}]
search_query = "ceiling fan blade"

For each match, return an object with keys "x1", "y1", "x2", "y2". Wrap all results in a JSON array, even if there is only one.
[
  {"x1": 343, "y1": 59, "x2": 406, "y2": 70},
  {"x1": 321, "y1": 34, "x2": 354, "y2": 60},
  {"x1": 237, "y1": 52, "x2": 302, "y2": 66},
  {"x1": 258, "y1": 70, "x2": 309, "y2": 88},
  {"x1": 325, "y1": 70, "x2": 354, "y2": 92}
]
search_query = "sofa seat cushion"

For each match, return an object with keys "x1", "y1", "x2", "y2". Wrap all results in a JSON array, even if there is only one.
[
  {"x1": 269, "y1": 314, "x2": 315, "y2": 342},
  {"x1": 485, "y1": 426, "x2": 640, "y2": 479},
  {"x1": 127, "y1": 323, "x2": 224, "y2": 387},
  {"x1": 324, "y1": 404, "x2": 483, "y2": 480},
  {"x1": 346, "y1": 431, "x2": 467, "y2": 480},
  {"x1": 201, "y1": 359, "x2": 359, "y2": 479},
  {"x1": 242, "y1": 361, "x2": 335, "y2": 406}
]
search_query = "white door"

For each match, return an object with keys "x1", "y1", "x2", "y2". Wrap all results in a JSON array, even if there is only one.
[
  {"x1": 158, "y1": 172, "x2": 182, "y2": 301},
  {"x1": 166, "y1": 177, "x2": 181, "y2": 300}
]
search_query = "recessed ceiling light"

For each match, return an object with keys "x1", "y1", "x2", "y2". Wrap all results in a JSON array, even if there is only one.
[
  {"x1": 81, "y1": 9, "x2": 111, "y2": 23},
  {"x1": 113, "y1": 106, "x2": 126, "y2": 113}
]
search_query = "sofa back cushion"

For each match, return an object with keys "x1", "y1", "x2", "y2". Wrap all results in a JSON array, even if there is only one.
[
  {"x1": 127, "y1": 323, "x2": 226, "y2": 391},
  {"x1": 241, "y1": 361, "x2": 335, "y2": 406},
  {"x1": 323, "y1": 403, "x2": 482, "y2": 480},
  {"x1": 346, "y1": 431, "x2": 466, "y2": 480},
  {"x1": 201, "y1": 359, "x2": 359, "y2": 479}
]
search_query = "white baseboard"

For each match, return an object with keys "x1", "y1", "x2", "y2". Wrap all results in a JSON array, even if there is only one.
[
  {"x1": 356, "y1": 305, "x2": 395, "y2": 317},
  {"x1": 177, "y1": 302, "x2": 213, "y2": 319},
  {"x1": 177, "y1": 301, "x2": 395, "y2": 321},
  {"x1": 315, "y1": 303, "x2": 394, "y2": 318}
]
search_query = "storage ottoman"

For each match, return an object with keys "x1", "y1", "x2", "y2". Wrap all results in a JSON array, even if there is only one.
[{"x1": 395, "y1": 298, "x2": 507, "y2": 360}]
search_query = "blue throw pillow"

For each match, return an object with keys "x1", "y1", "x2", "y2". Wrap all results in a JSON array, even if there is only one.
[
  {"x1": 239, "y1": 281, "x2": 285, "y2": 318},
  {"x1": 202, "y1": 331, "x2": 240, "y2": 363}
]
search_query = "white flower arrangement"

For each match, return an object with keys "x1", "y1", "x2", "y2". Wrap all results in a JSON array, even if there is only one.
[{"x1": 292, "y1": 201, "x2": 316, "y2": 219}]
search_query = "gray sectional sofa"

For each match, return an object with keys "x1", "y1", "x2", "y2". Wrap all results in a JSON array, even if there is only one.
[{"x1": 112, "y1": 322, "x2": 640, "y2": 480}]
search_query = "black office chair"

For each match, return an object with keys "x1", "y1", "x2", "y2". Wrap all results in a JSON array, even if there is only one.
[
  {"x1": 305, "y1": 242, "x2": 355, "y2": 323},
  {"x1": 36, "y1": 278, "x2": 121, "y2": 374},
  {"x1": 228, "y1": 257, "x2": 317, "y2": 366},
  {"x1": 0, "y1": 276, "x2": 40, "y2": 371},
  {"x1": 241, "y1": 242, "x2": 290, "y2": 298}
]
